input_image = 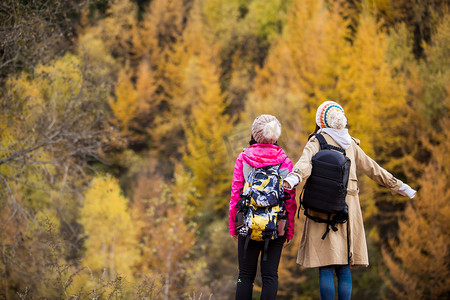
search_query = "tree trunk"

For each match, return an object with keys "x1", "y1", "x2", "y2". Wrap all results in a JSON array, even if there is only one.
[{"x1": 163, "y1": 248, "x2": 173, "y2": 300}]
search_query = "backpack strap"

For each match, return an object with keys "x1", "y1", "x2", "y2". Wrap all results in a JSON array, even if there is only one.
[
  {"x1": 243, "y1": 156, "x2": 287, "y2": 183},
  {"x1": 242, "y1": 163, "x2": 254, "y2": 182},
  {"x1": 347, "y1": 219, "x2": 351, "y2": 264},
  {"x1": 310, "y1": 133, "x2": 328, "y2": 150},
  {"x1": 297, "y1": 186, "x2": 305, "y2": 219},
  {"x1": 304, "y1": 209, "x2": 338, "y2": 239},
  {"x1": 310, "y1": 133, "x2": 346, "y2": 155},
  {"x1": 277, "y1": 156, "x2": 288, "y2": 171}
]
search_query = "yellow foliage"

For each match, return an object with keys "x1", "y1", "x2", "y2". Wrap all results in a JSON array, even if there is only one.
[
  {"x1": 383, "y1": 165, "x2": 450, "y2": 299},
  {"x1": 2, "y1": 0, "x2": 448, "y2": 298},
  {"x1": 36, "y1": 56, "x2": 83, "y2": 101},
  {"x1": 182, "y1": 47, "x2": 234, "y2": 213},
  {"x1": 78, "y1": 32, "x2": 118, "y2": 79},
  {"x1": 97, "y1": 0, "x2": 142, "y2": 61},
  {"x1": 80, "y1": 175, "x2": 138, "y2": 281},
  {"x1": 140, "y1": 0, "x2": 186, "y2": 61},
  {"x1": 339, "y1": 8, "x2": 406, "y2": 159},
  {"x1": 136, "y1": 58, "x2": 157, "y2": 114},
  {"x1": 9, "y1": 54, "x2": 83, "y2": 119},
  {"x1": 382, "y1": 114, "x2": 450, "y2": 299},
  {"x1": 1, "y1": 53, "x2": 102, "y2": 191},
  {"x1": 131, "y1": 162, "x2": 198, "y2": 298},
  {"x1": 137, "y1": 0, "x2": 190, "y2": 156},
  {"x1": 336, "y1": 6, "x2": 410, "y2": 218},
  {"x1": 246, "y1": 0, "x2": 352, "y2": 154},
  {"x1": 109, "y1": 66, "x2": 139, "y2": 133}
]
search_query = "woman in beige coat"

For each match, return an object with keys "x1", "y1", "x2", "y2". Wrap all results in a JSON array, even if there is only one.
[{"x1": 283, "y1": 101, "x2": 416, "y2": 300}]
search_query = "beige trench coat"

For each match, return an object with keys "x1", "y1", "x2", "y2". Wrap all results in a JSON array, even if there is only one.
[{"x1": 291, "y1": 133, "x2": 402, "y2": 268}]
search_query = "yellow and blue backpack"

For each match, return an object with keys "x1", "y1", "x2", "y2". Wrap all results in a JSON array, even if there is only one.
[{"x1": 236, "y1": 161, "x2": 287, "y2": 260}]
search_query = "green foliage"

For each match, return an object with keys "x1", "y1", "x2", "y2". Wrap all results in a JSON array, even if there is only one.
[
  {"x1": 419, "y1": 14, "x2": 450, "y2": 129},
  {"x1": 245, "y1": 0, "x2": 291, "y2": 40}
]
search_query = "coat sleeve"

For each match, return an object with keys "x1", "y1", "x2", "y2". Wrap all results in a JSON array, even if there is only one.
[
  {"x1": 353, "y1": 143, "x2": 403, "y2": 194},
  {"x1": 287, "y1": 137, "x2": 321, "y2": 184},
  {"x1": 280, "y1": 157, "x2": 297, "y2": 240},
  {"x1": 229, "y1": 153, "x2": 244, "y2": 236}
]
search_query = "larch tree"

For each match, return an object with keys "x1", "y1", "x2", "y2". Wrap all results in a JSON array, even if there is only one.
[
  {"x1": 182, "y1": 51, "x2": 234, "y2": 213},
  {"x1": 109, "y1": 65, "x2": 139, "y2": 138},
  {"x1": 383, "y1": 23, "x2": 426, "y2": 187},
  {"x1": 336, "y1": 4, "x2": 410, "y2": 221},
  {"x1": 380, "y1": 14, "x2": 450, "y2": 299},
  {"x1": 137, "y1": 0, "x2": 191, "y2": 172},
  {"x1": 132, "y1": 58, "x2": 158, "y2": 146},
  {"x1": 178, "y1": 2, "x2": 235, "y2": 214},
  {"x1": 139, "y1": 0, "x2": 187, "y2": 62},
  {"x1": 338, "y1": 4, "x2": 407, "y2": 161},
  {"x1": 103, "y1": 54, "x2": 156, "y2": 150},
  {"x1": 418, "y1": 13, "x2": 450, "y2": 131},
  {"x1": 0, "y1": 50, "x2": 115, "y2": 296},
  {"x1": 0, "y1": 52, "x2": 111, "y2": 234},
  {"x1": 382, "y1": 115, "x2": 450, "y2": 299},
  {"x1": 131, "y1": 166, "x2": 198, "y2": 299},
  {"x1": 245, "y1": 0, "x2": 352, "y2": 155},
  {"x1": 90, "y1": 0, "x2": 142, "y2": 62},
  {"x1": 79, "y1": 175, "x2": 138, "y2": 284}
]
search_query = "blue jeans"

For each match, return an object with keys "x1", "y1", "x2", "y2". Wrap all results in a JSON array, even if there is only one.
[{"x1": 319, "y1": 265, "x2": 352, "y2": 300}]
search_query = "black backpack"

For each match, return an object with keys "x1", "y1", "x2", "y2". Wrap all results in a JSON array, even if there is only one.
[{"x1": 299, "y1": 133, "x2": 351, "y2": 239}]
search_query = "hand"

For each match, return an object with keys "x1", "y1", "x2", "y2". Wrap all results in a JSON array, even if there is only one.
[
  {"x1": 232, "y1": 235, "x2": 239, "y2": 242},
  {"x1": 283, "y1": 180, "x2": 292, "y2": 189},
  {"x1": 284, "y1": 239, "x2": 292, "y2": 248}
]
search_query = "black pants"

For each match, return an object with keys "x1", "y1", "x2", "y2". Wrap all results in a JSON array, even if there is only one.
[{"x1": 236, "y1": 235, "x2": 286, "y2": 300}]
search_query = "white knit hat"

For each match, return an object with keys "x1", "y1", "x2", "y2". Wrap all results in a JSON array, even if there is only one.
[
  {"x1": 251, "y1": 115, "x2": 282, "y2": 144},
  {"x1": 316, "y1": 101, "x2": 347, "y2": 129}
]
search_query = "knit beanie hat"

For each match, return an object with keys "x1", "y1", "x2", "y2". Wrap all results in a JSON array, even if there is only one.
[
  {"x1": 251, "y1": 114, "x2": 282, "y2": 144},
  {"x1": 316, "y1": 101, "x2": 347, "y2": 129}
]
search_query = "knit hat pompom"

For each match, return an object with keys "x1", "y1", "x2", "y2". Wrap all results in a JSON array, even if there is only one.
[
  {"x1": 328, "y1": 109, "x2": 347, "y2": 129},
  {"x1": 316, "y1": 101, "x2": 347, "y2": 129},
  {"x1": 251, "y1": 114, "x2": 282, "y2": 144}
]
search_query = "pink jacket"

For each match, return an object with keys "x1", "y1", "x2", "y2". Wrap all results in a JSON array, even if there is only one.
[{"x1": 229, "y1": 143, "x2": 297, "y2": 240}]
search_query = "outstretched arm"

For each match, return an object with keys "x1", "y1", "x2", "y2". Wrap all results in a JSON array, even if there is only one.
[
  {"x1": 354, "y1": 143, "x2": 416, "y2": 198},
  {"x1": 283, "y1": 137, "x2": 320, "y2": 189}
]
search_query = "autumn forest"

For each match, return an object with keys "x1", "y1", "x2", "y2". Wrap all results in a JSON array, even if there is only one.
[{"x1": 0, "y1": 0, "x2": 449, "y2": 299}]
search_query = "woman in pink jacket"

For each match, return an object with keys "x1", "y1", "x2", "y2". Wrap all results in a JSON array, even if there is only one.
[{"x1": 229, "y1": 115, "x2": 297, "y2": 300}]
